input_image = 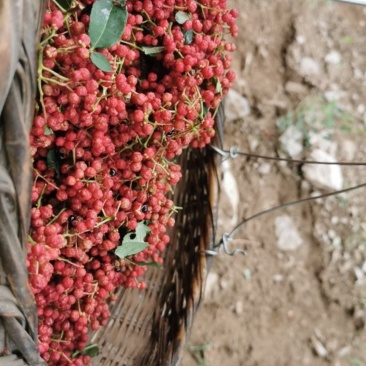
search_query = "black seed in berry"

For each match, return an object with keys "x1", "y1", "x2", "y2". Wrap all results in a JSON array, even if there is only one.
[
  {"x1": 141, "y1": 204, "x2": 148, "y2": 213},
  {"x1": 109, "y1": 169, "x2": 116, "y2": 176}
]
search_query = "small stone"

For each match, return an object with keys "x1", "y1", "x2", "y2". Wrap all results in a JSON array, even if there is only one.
[
  {"x1": 205, "y1": 272, "x2": 219, "y2": 298},
  {"x1": 242, "y1": 268, "x2": 252, "y2": 280},
  {"x1": 357, "y1": 104, "x2": 365, "y2": 114},
  {"x1": 328, "y1": 230, "x2": 336, "y2": 239},
  {"x1": 221, "y1": 160, "x2": 240, "y2": 226},
  {"x1": 341, "y1": 140, "x2": 357, "y2": 161},
  {"x1": 325, "y1": 50, "x2": 341, "y2": 64},
  {"x1": 338, "y1": 346, "x2": 352, "y2": 357},
  {"x1": 285, "y1": 81, "x2": 308, "y2": 94},
  {"x1": 300, "y1": 57, "x2": 321, "y2": 77},
  {"x1": 249, "y1": 138, "x2": 259, "y2": 152},
  {"x1": 296, "y1": 35, "x2": 306, "y2": 44},
  {"x1": 220, "y1": 278, "x2": 229, "y2": 290},
  {"x1": 302, "y1": 149, "x2": 343, "y2": 191},
  {"x1": 324, "y1": 90, "x2": 343, "y2": 102},
  {"x1": 275, "y1": 215, "x2": 303, "y2": 251},
  {"x1": 258, "y1": 163, "x2": 271, "y2": 175},
  {"x1": 273, "y1": 274, "x2": 284, "y2": 283},
  {"x1": 225, "y1": 89, "x2": 251, "y2": 122},
  {"x1": 354, "y1": 267, "x2": 364, "y2": 282},
  {"x1": 234, "y1": 301, "x2": 244, "y2": 315},
  {"x1": 332, "y1": 237, "x2": 342, "y2": 248},
  {"x1": 311, "y1": 337, "x2": 328, "y2": 357},
  {"x1": 278, "y1": 125, "x2": 304, "y2": 158},
  {"x1": 355, "y1": 69, "x2": 363, "y2": 79}
]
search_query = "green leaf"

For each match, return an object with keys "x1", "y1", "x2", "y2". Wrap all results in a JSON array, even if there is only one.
[
  {"x1": 90, "y1": 52, "x2": 113, "y2": 71},
  {"x1": 89, "y1": 0, "x2": 128, "y2": 49},
  {"x1": 44, "y1": 126, "x2": 54, "y2": 136},
  {"x1": 214, "y1": 77, "x2": 222, "y2": 94},
  {"x1": 175, "y1": 11, "x2": 191, "y2": 24},
  {"x1": 72, "y1": 344, "x2": 99, "y2": 358},
  {"x1": 82, "y1": 344, "x2": 99, "y2": 358},
  {"x1": 202, "y1": 103, "x2": 208, "y2": 117},
  {"x1": 55, "y1": 0, "x2": 73, "y2": 11},
  {"x1": 141, "y1": 46, "x2": 165, "y2": 56},
  {"x1": 183, "y1": 29, "x2": 193, "y2": 45},
  {"x1": 115, "y1": 222, "x2": 151, "y2": 259},
  {"x1": 115, "y1": 241, "x2": 148, "y2": 258},
  {"x1": 46, "y1": 149, "x2": 60, "y2": 178}
]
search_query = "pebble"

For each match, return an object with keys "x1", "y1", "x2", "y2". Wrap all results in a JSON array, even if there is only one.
[
  {"x1": 302, "y1": 149, "x2": 343, "y2": 191},
  {"x1": 311, "y1": 337, "x2": 328, "y2": 357},
  {"x1": 324, "y1": 90, "x2": 344, "y2": 102},
  {"x1": 273, "y1": 274, "x2": 284, "y2": 283},
  {"x1": 285, "y1": 81, "x2": 308, "y2": 94},
  {"x1": 205, "y1": 272, "x2": 219, "y2": 298},
  {"x1": 258, "y1": 163, "x2": 271, "y2": 175},
  {"x1": 225, "y1": 89, "x2": 251, "y2": 122},
  {"x1": 325, "y1": 50, "x2": 341, "y2": 64},
  {"x1": 234, "y1": 301, "x2": 244, "y2": 315},
  {"x1": 275, "y1": 215, "x2": 303, "y2": 251},
  {"x1": 278, "y1": 125, "x2": 304, "y2": 158},
  {"x1": 300, "y1": 57, "x2": 321, "y2": 76},
  {"x1": 221, "y1": 160, "x2": 240, "y2": 226},
  {"x1": 340, "y1": 140, "x2": 357, "y2": 161}
]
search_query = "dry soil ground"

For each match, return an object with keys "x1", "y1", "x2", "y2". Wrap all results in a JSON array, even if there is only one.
[{"x1": 182, "y1": 1, "x2": 366, "y2": 365}]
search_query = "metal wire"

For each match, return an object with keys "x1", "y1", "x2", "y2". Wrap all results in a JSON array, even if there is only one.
[
  {"x1": 204, "y1": 145, "x2": 366, "y2": 257},
  {"x1": 333, "y1": 0, "x2": 366, "y2": 6},
  {"x1": 209, "y1": 145, "x2": 366, "y2": 166}
]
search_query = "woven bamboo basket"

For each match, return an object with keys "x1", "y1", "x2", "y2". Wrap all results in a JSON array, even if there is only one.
[{"x1": 0, "y1": 1, "x2": 220, "y2": 365}]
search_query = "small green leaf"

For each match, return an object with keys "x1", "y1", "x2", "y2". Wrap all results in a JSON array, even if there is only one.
[
  {"x1": 46, "y1": 149, "x2": 60, "y2": 178},
  {"x1": 214, "y1": 77, "x2": 222, "y2": 94},
  {"x1": 202, "y1": 103, "x2": 208, "y2": 117},
  {"x1": 55, "y1": 0, "x2": 73, "y2": 11},
  {"x1": 82, "y1": 344, "x2": 99, "y2": 358},
  {"x1": 115, "y1": 222, "x2": 151, "y2": 259},
  {"x1": 72, "y1": 344, "x2": 99, "y2": 358},
  {"x1": 183, "y1": 29, "x2": 193, "y2": 45},
  {"x1": 90, "y1": 52, "x2": 113, "y2": 72},
  {"x1": 44, "y1": 126, "x2": 54, "y2": 136},
  {"x1": 141, "y1": 46, "x2": 165, "y2": 56},
  {"x1": 115, "y1": 241, "x2": 148, "y2": 258},
  {"x1": 89, "y1": 0, "x2": 128, "y2": 49},
  {"x1": 175, "y1": 11, "x2": 191, "y2": 24}
]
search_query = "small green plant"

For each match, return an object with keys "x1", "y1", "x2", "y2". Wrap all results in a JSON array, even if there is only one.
[
  {"x1": 350, "y1": 358, "x2": 366, "y2": 366},
  {"x1": 187, "y1": 343, "x2": 212, "y2": 366},
  {"x1": 277, "y1": 95, "x2": 354, "y2": 149}
]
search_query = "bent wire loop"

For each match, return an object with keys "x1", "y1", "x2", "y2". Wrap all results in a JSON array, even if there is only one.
[{"x1": 204, "y1": 145, "x2": 366, "y2": 257}]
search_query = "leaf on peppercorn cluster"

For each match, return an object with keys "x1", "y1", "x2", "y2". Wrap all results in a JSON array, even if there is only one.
[
  {"x1": 142, "y1": 46, "x2": 165, "y2": 56},
  {"x1": 90, "y1": 52, "x2": 113, "y2": 72},
  {"x1": 46, "y1": 148, "x2": 60, "y2": 178},
  {"x1": 44, "y1": 125, "x2": 53, "y2": 136},
  {"x1": 89, "y1": 0, "x2": 128, "y2": 49},
  {"x1": 183, "y1": 30, "x2": 193, "y2": 45},
  {"x1": 175, "y1": 11, "x2": 191, "y2": 24},
  {"x1": 115, "y1": 221, "x2": 150, "y2": 259},
  {"x1": 55, "y1": 0, "x2": 73, "y2": 11},
  {"x1": 72, "y1": 344, "x2": 99, "y2": 358}
]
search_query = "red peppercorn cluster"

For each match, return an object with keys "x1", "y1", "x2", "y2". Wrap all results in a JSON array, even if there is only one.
[{"x1": 29, "y1": 0, "x2": 237, "y2": 364}]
